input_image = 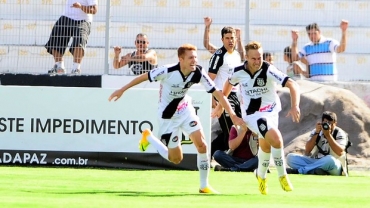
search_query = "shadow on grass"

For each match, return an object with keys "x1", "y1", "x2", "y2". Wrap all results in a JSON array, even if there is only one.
[{"x1": 27, "y1": 190, "x2": 248, "y2": 197}]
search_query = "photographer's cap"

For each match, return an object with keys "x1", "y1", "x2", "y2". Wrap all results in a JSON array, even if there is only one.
[{"x1": 322, "y1": 111, "x2": 337, "y2": 122}]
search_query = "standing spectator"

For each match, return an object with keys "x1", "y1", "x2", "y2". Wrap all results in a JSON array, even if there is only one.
[
  {"x1": 208, "y1": 25, "x2": 244, "y2": 152},
  {"x1": 213, "y1": 41, "x2": 301, "y2": 195},
  {"x1": 45, "y1": 0, "x2": 98, "y2": 75},
  {"x1": 286, "y1": 111, "x2": 350, "y2": 176},
  {"x1": 203, "y1": 17, "x2": 245, "y2": 156},
  {"x1": 283, "y1": 46, "x2": 308, "y2": 80},
  {"x1": 291, "y1": 20, "x2": 348, "y2": 81},
  {"x1": 263, "y1": 52, "x2": 274, "y2": 65},
  {"x1": 109, "y1": 44, "x2": 245, "y2": 194},
  {"x1": 113, "y1": 33, "x2": 158, "y2": 75},
  {"x1": 213, "y1": 125, "x2": 258, "y2": 172},
  {"x1": 203, "y1": 17, "x2": 244, "y2": 59}
]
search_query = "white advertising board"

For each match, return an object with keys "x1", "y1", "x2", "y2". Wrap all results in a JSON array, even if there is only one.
[{"x1": 0, "y1": 86, "x2": 211, "y2": 154}]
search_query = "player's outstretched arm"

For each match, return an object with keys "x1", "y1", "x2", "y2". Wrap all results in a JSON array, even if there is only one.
[
  {"x1": 212, "y1": 90, "x2": 245, "y2": 128},
  {"x1": 211, "y1": 81, "x2": 233, "y2": 118},
  {"x1": 108, "y1": 73, "x2": 149, "y2": 102},
  {"x1": 284, "y1": 79, "x2": 301, "y2": 123}
]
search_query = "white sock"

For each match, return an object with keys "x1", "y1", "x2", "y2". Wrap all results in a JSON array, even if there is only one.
[
  {"x1": 257, "y1": 147, "x2": 270, "y2": 179},
  {"x1": 198, "y1": 153, "x2": 210, "y2": 189},
  {"x1": 72, "y1": 62, "x2": 81, "y2": 70},
  {"x1": 146, "y1": 134, "x2": 169, "y2": 161},
  {"x1": 271, "y1": 147, "x2": 287, "y2": 177},
  {"x1": 56, "y1": 61, "x2": 64, "y2": 68}
]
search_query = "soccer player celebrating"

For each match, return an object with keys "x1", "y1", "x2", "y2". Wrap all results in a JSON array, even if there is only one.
[
  {"x1": 213, "y1": 41, "x2": 301, "y2": 195},
  {"x1": 109, "y1": 43, "x2": 245, "y2": 194}
]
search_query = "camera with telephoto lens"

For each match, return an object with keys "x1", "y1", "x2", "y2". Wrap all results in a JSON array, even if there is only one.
[{"x1": 322, "y1": 122, "x2": 330, "y2": 130}]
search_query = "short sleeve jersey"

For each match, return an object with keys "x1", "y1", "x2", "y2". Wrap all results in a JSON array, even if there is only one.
[
  {"x1": 310, "y1": 126, "x2": 348, "y2": 159},
  {"x1": 208, "y1": 46, "x2": 241, "y2": 92},
  {"x1": 148, "y1": 63, "x2": 217, "y2": 119},
  {"x1": 64, "y1": 0, "x2": 98, "y2": 22},
  {"x1": 229, "y1": 61, "x2": 289, "y2": 116}
]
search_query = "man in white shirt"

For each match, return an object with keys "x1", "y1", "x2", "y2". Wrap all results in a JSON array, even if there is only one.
[{"x1": 45, "y1": 0, "x2": 98, "y2": 75}]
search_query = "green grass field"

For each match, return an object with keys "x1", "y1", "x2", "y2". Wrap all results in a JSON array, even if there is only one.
[{"x1": 0, "y1": 166, "x2": 369, "y2": 208}]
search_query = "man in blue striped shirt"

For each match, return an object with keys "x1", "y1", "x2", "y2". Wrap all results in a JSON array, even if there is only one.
[{"x1": 290, "y1": 20, "x2": 348, "y2": 81}]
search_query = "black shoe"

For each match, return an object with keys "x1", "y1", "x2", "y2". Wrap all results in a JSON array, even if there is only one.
[
  {"x1": 286, "y1": 167, "x2": 299, "y2": 174},
  {"x1": 214, "y1": 165, "x2": 231, "y2": 172},
  {"x1": 307, "y1": 168, "x2": 329, "y2": 175}
]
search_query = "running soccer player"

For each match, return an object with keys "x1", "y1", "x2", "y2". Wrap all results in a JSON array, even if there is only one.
[
  {"x1": 109, "y1": 43, "x2": 245, "y2": 194},
  {"x1": 213, "y1": 41, "x2": 301, "y2": 195}
]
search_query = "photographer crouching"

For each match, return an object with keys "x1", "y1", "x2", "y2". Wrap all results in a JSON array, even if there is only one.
[{"x1": 285, "y1": 111, "x2": 349, "y2": 176}]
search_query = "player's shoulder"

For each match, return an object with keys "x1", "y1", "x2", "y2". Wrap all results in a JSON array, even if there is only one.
[
  {"x1": 233, "y1": 62, "x2": 246, "y2": 73},
  {"x1": 213, "y1": 46, "x2": 227, "y2": 56},
  {"x1": 165, "y1": 63, "x2": 180, "y2": 73}
]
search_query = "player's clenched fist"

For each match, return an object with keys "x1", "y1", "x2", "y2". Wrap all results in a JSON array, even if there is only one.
[{"x1": 113, "y1": 46, "x2": 122, "y2": 55}]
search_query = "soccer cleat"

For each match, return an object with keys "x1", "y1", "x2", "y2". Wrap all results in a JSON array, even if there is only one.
[
  {"x1": 279, "y1": 175, "x2": 293, "y2": 192},
  {"x1": 48, "y1": 64, "x2": 66, "y2": 75},
  {"x1": 254, "y1": 169, "x2": 268, "y2": 195},
  {"x1": 70, "y1": 68, "x2": 81, "y2": 75},
  {"x1": 138, "y1": 129, "x2": 151, "y2": 152},
  {"x1": 199, "y1": 186, "x2": 220, "y2": 194},
  {"x1": 214, "y1": 165, "x2": 231, "y2": 172}
]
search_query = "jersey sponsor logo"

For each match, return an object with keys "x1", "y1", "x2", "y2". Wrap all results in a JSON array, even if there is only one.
[
  {"x1": 189, "y1": 121, "x2": 198, "y2": 127},
  {"x1": 172, "y1": 136, "x2": 178, "y2": 142},
  {"x1": 245, "y1": 87, "x2": 268, "y2": 96},
  {"x1": 259, "y1": 102, "x2": 276, "y2": 112},
  {"x1": 176, "y1": 102, "x2": 188, "y2": 114},
  {"x1": 256, "y1": 78, "x2": 265, "y2": 86},
  {"x1": 170, "y1": 90, "x2": 186, "y2": 97}
]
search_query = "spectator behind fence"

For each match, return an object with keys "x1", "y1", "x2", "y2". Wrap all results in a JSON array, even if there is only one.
[
  {"x1": 203, "y1": 16, "x2": 245, "y2": 158},
  {"x1": 262, "y1": 52, "x2": 274, "y2": 65},
  {"x1": 208, "y1": 24, "x2": 244, "y2": 153},
  {"x1": 203, "y1": 17, "x2": 245, "y2": 59},
  {"x1": 109, "y1": 44, "x2": 245, "y2": 194},
  {"x1": 291, "y1": 20, "x2": 348, "y2": 81},
  {"x1": 45, "y1": 0, "x2": 98, "y2": 75},
  {"x1": 113, "y1": 33, "x2": 157, "y2": 75},
  {"x1": 286, "y1": 111, "x2": 350, "y2": 176},
  {"x1": 213, "y1": 125, "x2": 258, "y2": 172},
  {"x1": 283, "y1": 46, "x2": 308, "y2": 80},
  {"x1": 213, "y1": 41, "x2": 301, "y2": 195}
]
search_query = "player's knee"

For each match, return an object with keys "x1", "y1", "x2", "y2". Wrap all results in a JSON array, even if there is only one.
[
  {"x1": 195, "y1": 141, "x2": 207, "y2": 154},
  {"x1": 169, "y1": 156, "x2": 183, "y2": 164}
]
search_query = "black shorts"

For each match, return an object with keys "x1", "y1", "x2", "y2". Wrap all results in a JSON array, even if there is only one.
[{"x1": 45, "y1": 16, "x2": 91, "y2": 55}]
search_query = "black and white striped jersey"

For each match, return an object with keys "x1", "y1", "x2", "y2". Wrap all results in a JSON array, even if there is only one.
[
  {"x1": 208, "y1": 46, "x2": 241, "y2": 92},
  {"x1": 148, "y1": 63, "x2": 217, "y2": 119},
  {"x1": 229, "y1": 61, "x2": 289, "y2": 116}
]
